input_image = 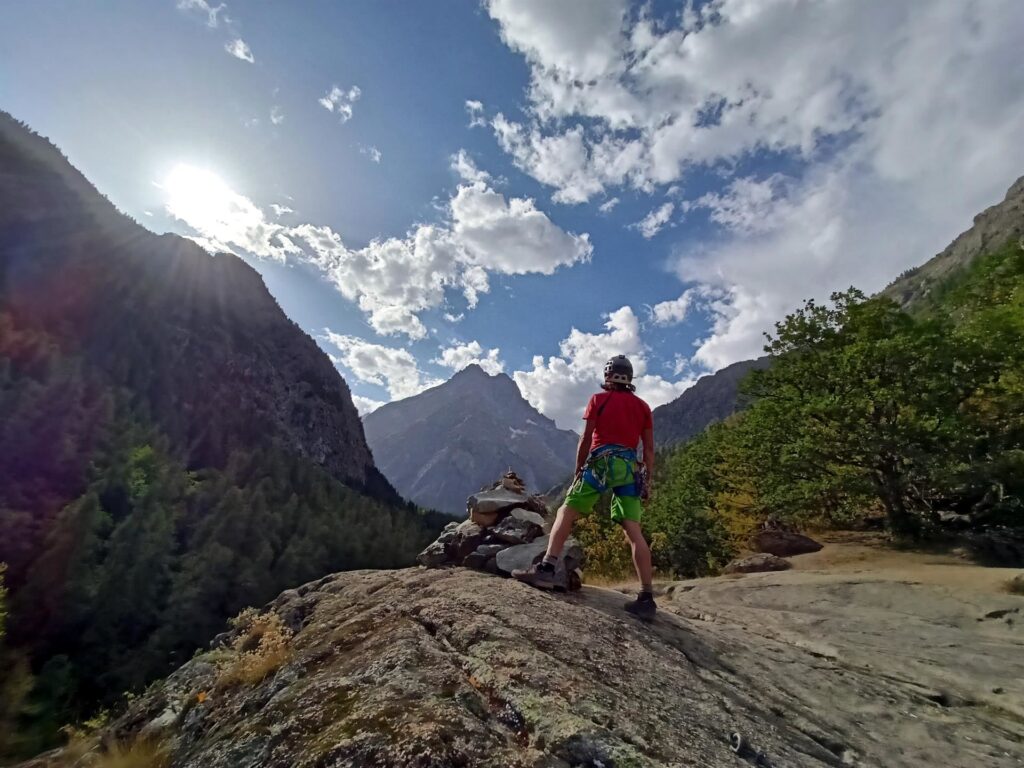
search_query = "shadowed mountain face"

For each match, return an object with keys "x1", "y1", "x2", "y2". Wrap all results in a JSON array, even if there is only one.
[
  {"x1": 652, "y1": 357, "x2": 770, "y2": 449},
  {"x1": 0, "y1": 113, "x2": 441, "y2": 738},
  {"x1": 363, "y1": 365, "x2": 579, "y2": 514}
]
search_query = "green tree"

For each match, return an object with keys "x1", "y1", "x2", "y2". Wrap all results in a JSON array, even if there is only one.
[{"x1": 738, "y1": 289, "x2": 984, "y2": 536}]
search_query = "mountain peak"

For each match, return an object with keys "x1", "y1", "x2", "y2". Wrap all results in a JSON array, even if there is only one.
[{"x1": 364, "y1": 367, "x2": 577, "y2": 513}]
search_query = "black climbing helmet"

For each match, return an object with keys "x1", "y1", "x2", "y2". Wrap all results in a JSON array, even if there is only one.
[{"x1": 603, "y1": 355, "x2": 634, "y2": 387}]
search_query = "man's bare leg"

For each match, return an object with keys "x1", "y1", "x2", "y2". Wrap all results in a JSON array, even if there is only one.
[
  {"x1": 545, "y1": 504, "x2": 578, "y2": 559},
  {"x1": 622, "y1": 520, "x2": 657, "y2": 619},
  {"x1": 621, "y1": 520, "x2": 653, "y2": 591},
  {"x1": 512, "y1": 504, "x2": 578, "y2": 589}
]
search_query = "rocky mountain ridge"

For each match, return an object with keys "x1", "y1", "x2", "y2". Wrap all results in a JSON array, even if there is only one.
[{"x1": 363, "y1": 364, "x2": 579, "y2": 514}]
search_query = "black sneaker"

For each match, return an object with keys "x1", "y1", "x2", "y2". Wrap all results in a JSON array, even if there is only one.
[
  {"x1": 624, "y1": 592, "x2": 657, "y2": 621},
  {"x1": 512, "y1": 561, "x2": 559, "y2": 590}
]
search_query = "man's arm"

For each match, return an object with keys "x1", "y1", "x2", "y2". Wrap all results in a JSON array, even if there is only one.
[
  {"x1": 576, "y1": 419, "x2": 596, "y2": 475},
  {"x1": 641, "y1": 425, "x2": 654, "y2": 497}
]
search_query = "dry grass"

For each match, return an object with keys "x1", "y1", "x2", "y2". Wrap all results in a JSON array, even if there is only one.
[
  {"x1": 1006, "y1": 575, "x2": 1024, "y2": 596},
  {"x1": 215, "y1": 608, "x2": 293, "y2": 689},
  {"x1": 92, "y1": 738, "x2": 169, "y2": 768}
]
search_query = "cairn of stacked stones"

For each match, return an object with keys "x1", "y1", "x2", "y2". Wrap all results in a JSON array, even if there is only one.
[{"x1": 417, "y1": 471, "x2": 584, "y2": 590}]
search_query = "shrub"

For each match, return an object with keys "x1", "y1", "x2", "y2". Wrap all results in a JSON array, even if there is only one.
[{"x1": 215, "y1": 609, "x2": 293, "y2": 688}]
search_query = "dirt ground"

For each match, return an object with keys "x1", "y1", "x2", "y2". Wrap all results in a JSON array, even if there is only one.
[{"x1": 784, "y1": 530, "x2": 1021, "y2": 593}]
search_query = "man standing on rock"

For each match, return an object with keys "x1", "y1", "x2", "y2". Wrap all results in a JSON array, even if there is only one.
[{"x1": 514, "y1": 355, "x2": 657, "y2": 619}]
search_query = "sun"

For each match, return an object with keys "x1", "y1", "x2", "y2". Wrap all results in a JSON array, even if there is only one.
[{"x1": 162, "y1": 163, "x2": 238, "y2": 235}]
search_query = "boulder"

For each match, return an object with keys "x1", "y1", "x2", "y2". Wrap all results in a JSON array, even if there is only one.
[
  {"x1": 723, "y1": 554, "x2": 792, "y2": 574},
  {"x1": 490, "y1": 515, "x2": 542, "y2": 545},
  {"x1": 468, "y1": 487, "x2": 532, "y2": 516},
  {"x1": 750, "y1": 530, "x2": 823, "y2": 557},
  {"x1": 451, "y1": 522, "x2": 486, "y2": 560},
  {"x1": 470, "y1": 509, "x2": 500, "y2": 528},
  {"x1": 417, "y1": 539, "x2": 449, "y2": 567},
  {"x1": 510, "y1": 507, "x2": 547, "y2": 528},
  {"x1": 494, "y1": 535, "x2": 584, "y2": 582}
]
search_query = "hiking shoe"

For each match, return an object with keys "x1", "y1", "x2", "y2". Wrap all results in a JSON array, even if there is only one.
[
  {"x1": 624, "y1": 593, "x2": 657, "y2": 621},
  {"x1": 512, "y1": 561, "x2": 560, "y2": 590}
]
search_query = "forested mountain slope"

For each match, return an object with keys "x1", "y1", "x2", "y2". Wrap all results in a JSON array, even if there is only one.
[
  {"x1": 0, "y1": 113, "x2": 441, "y2": 756},
  {"x1": 363, "y1": 365, "x2": 578, "y2": 514}
]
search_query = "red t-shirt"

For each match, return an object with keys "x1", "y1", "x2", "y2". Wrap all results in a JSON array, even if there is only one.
[{"x1": 583, "y1": 389, "x2": 653, "y2": 452}]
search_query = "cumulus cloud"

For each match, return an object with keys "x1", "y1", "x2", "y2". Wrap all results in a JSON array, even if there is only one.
[
  {"x1": 324, "y1": 332, "x2": 441, "y2": 400},
  {"x1": 434, "y1": 341, "x2": 505, "y2": 375},
  {"x1": 649, "y1": 289, "x2": 695, "y2": 326},
  {"x1": 486, "y1": 0, "x2": 1024, "y2": 370},
  {"x1": 224, "y1": 38, "x2": 254, "y2": 62},
  {"x1": 513, "y1": 305, "x2": 694, "y2": 430},
  {"x1": 270, "y1": 105, "x2": 285, "y2": 125},
  {"x1": 319, "y1": 85, "x2": 361, "y2": 123},
  {"x1": 451, "y1": 150, "x2": 491, "y2": 184},
  {"x1": 634, "y1": 202, "x2": 674, "y2": 239},
  {"x1": 163, "y1": 168, "x2": 590, "y2": 340},
  {"x1": 598, "y1": 197, "x2": 619, "y2": 213},
  {"x1": 270, "y1": 203, "x2": 294, "y2": 217}
]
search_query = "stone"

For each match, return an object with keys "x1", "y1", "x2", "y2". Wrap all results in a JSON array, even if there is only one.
[
  {"x1": 490, "y1": 515, "x2": 542, "y2": 545},
  {"x1": 417, "y1": 539, "x2": 449, "y2": 567},
  {"x1": 470, "y1": 508, "x2": 500, "y2": 528},
  {"x1": 510, "y1": 507, "x2": 546, "y2": 528},
  {"x1": 452, "y1": 522, "x2": 486, "y2": 561},
  {"x1": 723, "y1": 553, "x2": 792, "y2": 574},
  {"x1": 494, "y1": 535, "x2": 583, "y2": 576},
  {"x1": 469, "y1": 487, "x2": 532, "y2": 516},
  {"x1": 750, "y1": 530, "x2": 823, "y2": 557},
  {"x1": 462, "y1": 550, "x2": 490, "y2": 569},
  {"x1": 474, "y1": 544, "x2": 504, "y2": 559}
]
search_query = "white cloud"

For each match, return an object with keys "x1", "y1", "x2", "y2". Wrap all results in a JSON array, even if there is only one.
[
  {"x1": 634, "y1": 201, "x2": 674, "y2": 239},
  {"x1": 224, "y1": 38, "x2": 254, "y2": 63},
  {"x1": 513, "y1": 305, "x2": 694, "y2": 430},
  {"x1": 352, "y1": 395, "x2": 384, "y2": 416},
  {"x1": 164, "y1": 164, "x2": 590, "y2": 339},
  {"x1": 486, "y1": 0, "x2": 1024, "y2": 372},
  {"x1": 177, "y1": 0, "x2": 225, "y2": 28},
  {"x1": 270, "y1": 105, "x2": 285, "y2": 125},
  {"x1": 325, "y1": 332, "x2": 441, "y2": 401},
  {"x1": 451, "y1": 150, "x2": 491, "y2": 184},
  {"x1": 598, "y1": 197, "x2": 619, "y2": 213},
  {"x1": 360, "y1": 144, "x2": 383, "y2": 163},
  {"x1": 443, "y1": 312, "x2": 465, "y2": 323},
  {"x1": 449, "y1": 182, "x2": 592, "y2": 276},
  {"x1": 161, "y1": 164, "x2": 298, "y2": 262},
  {"x1": 270, "y1": 203, "x2": 294, "y2": 217},
  {"x1": 434, "y1": 341, "x2": 505, "y2": 375},
  {"x1": 319, "y1": 85, "x2": 361, "y2": 123},
  {"x1": 649, "y1": 289, "x2": 694, "y2": 326},
  {"x1": 465, "y1": 99, "x2": 486, "y2": 128}
]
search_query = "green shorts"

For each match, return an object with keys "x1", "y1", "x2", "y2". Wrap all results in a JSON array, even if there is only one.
[{"x1": 564, "y1": 454, "x2": 643, "y2": 524}]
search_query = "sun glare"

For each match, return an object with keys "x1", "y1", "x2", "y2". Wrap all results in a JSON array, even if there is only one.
[{"x1": 162, "y1": 164, "x2": 238, "y2": 235}]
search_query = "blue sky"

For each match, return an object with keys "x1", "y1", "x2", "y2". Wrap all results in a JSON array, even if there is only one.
[{"x1": 3, "y1": 1, "x2": 1023, "y2": 428}]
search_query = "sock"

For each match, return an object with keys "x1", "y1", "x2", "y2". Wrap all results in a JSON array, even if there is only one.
[
  {"x1": 540, "y1": 554, "x2": 558, "y2": 570},
  {"x1": 640, "y1": 584, "x2": 654, "y2": 600}
]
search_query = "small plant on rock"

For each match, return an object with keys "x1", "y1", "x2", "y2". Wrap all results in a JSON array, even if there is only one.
[{"x1": 215, "y1": 608, "x2": 293, "y2": 688}]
